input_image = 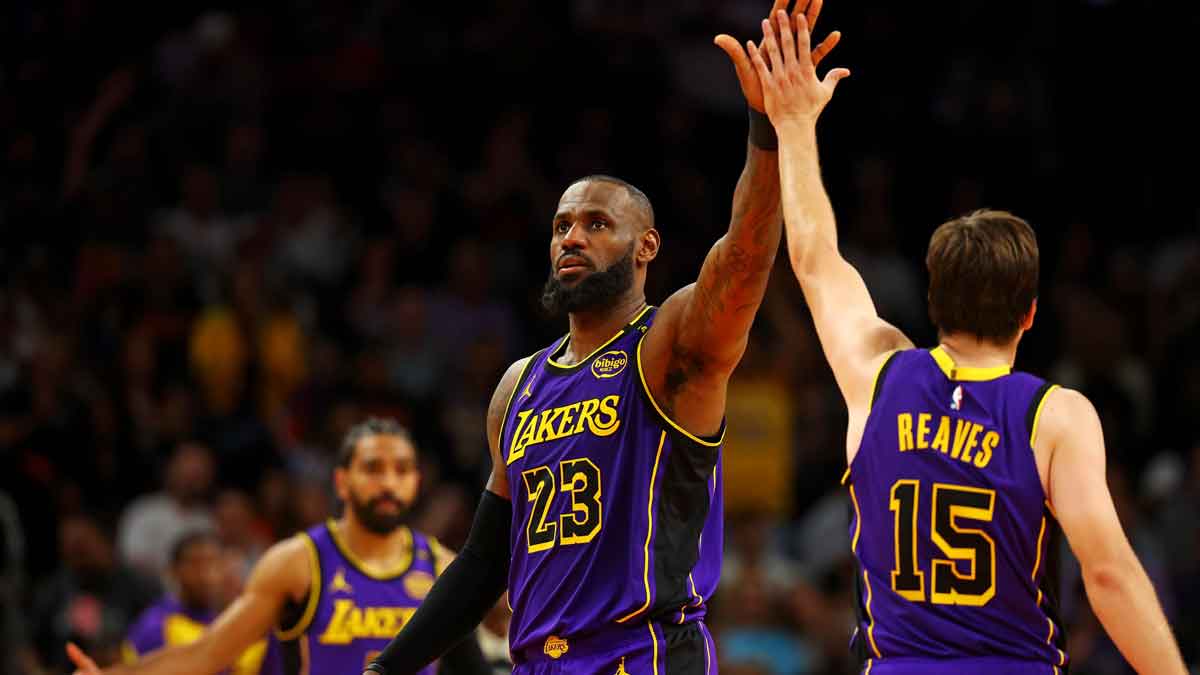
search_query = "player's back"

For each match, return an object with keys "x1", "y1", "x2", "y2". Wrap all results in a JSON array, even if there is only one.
[{"x1": 845, "y1": 347, "x2": 1068, "y2": 674}]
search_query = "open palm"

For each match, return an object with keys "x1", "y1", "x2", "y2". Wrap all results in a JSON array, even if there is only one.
[
  {"x1": 748, "y1": 9, "x2": 851, "y2": 125},
  {"x1": 714, "y1": 0, "x2": 842, "y2": 113},
  {"x1": 66, "y1": 642, "x2": 104, "y2": 675}
]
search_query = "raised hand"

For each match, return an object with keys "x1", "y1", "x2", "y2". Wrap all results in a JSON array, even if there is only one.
[
  {"x1": 747, "y1": 9, "x2": 850, "y2": 126},
  {"x1": 714, "y1": 0, "x2": 842, "y2": 113},
  {"x1": 66, "y1": 642, "x2": 104, "y2": 675}
]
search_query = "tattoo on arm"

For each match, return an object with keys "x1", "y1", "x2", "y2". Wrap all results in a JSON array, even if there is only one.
[{"x1": 682, "y1": 144, "x2": 783, "y2": 366}]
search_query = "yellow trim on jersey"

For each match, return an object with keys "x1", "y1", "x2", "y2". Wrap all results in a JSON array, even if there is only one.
[
  {"x1": 702, "y1": 624, "x2": 712, "y2": 675},
  {"x1": 678, "y1": 572, "x2": 703, "y2": 624},
  {"x1": 277, "y1": 533, "x2": 322, "y2": 641},
  {"x1": 929, "y1": 346, "x2": 1011, "y2": 381},
  {"x1": 868, "y1": 350, "x2": 898, "y2": 412},
  {"x1": 617, "y1": 431, "x2": 667, "y2": 623},
  {"x1": 428, "y1": 535, "x2": 454, "y2": 577},
  {"x1": 849, "y1": 484, "x2": 882, "y2": 658},
  {"x1": 1029, "y1": 384, "x2": 1060, "y2": 447},
  {"x1": 546, "y1": 305, "x2": 654, "y2": 369},
  {"x1": 1032, "y1": 515, "x2": 1047, "y2": 606},
  {"x1": 497, "y1": 353, "x2": 540, "y2": 447},
  {"x1": 678, "y1": 528, "x2": 706, "y2": 624},
  {"x1": 635, "y1": 336, "x2": 726, "y2": 447},
  {"x1": 841, "y1": 467, "x2": 851, "y2": 486},
  {"x1": 1033, "y1": 514, "x2": 1067, "y2": 665},
  {"x1": 865, "y1": 659, "x2": 874, "y2": 674},
  {"x1": 327, "y1": 519, "x2": 413, "y2": 580},
  {"x1": 648, "y1": 623, "x2": 660, "y2": 675}
]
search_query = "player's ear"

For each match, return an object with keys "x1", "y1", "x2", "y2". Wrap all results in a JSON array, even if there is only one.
[
  {"x1": 638, "y1": 228, "x2": 661, "y2": 265},
  {"x1": 333, "y1": 466, "x2": 350, "y2": 502},
  {"x1": 1021, "y1": 298, "x2": 1037, "y2": 331}
]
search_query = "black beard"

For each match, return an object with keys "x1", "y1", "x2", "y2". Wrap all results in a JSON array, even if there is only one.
[
  {"x1": 541, "y1": 244, "x2": 635, "y2": 317},
  {"x1": 349, "y1": 494, "x2": 408, "y2": 535}
]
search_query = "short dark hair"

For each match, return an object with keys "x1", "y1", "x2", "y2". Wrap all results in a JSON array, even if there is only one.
[
  {"x1": 925, "y1": 209, "x2": 1039, "y2": 343},
  {"x1": 569, "y1": 174, "x2": 655, "y2": 230},
  {"x1": 170, "y1": 530, "x2": 220, "y2": 566},
  {"x1": 337, "y1": 417, "x2": 414, "y2": 468}
]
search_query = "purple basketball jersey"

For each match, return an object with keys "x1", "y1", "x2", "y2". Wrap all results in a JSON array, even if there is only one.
[
  {"x1": 123, "y1": 596, "x2": 267, "y2": 675},
  {"x1": 846, "y1": 347, "x2": 1067, "y2": 672},
  {"x1": 259, "y1": 520, "x2": 442, "y2": 675},
  {"x1": 501, "y1": 306, "x2": 724, "y2": 661}
]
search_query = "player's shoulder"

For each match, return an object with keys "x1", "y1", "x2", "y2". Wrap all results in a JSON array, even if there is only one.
[
  {"x1": 487, "y1": 352, "x2": 542, "y2": 440},
  {"x1": 491, "y1": 353, "x2": 538, "y2": 410},
  {"x1": 253, "y1": 532, "x2": 319, "y2": 584},
  {"x1": 423, "y1": 533, "x2": 456, "y2": 576},
  {"x1": 500, "y1": 353, "x2": 537, "y2": 388},
  {"x1": 1033, "y1": 385, "x2": 1099, "y2": 445},
  {"x1": 127, "y1": 597, "x2": 170, "y2": 633},
  {"x1": 645, "y1": 283, "x2": 694, "y2": 334}
]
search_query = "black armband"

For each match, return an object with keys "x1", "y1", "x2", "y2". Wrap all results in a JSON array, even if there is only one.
[
  {"x1": 748, "y1": 107, "x2": 777, "y2": 150},
  {"x1": 365, "y1": 491, "x2": 511, "y2": 675}
]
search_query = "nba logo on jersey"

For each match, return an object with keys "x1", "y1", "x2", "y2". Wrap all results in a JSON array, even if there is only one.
[{"x1": 950, "y1": 384, "x2": 963, "y2": 410}]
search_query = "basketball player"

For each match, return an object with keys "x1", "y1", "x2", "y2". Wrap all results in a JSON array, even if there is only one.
[
  {"x1": 361, "y1": 3, "x2": 846, "y2": 674},
  {"x1": 67, "y1": 418, "x2": 489, "y2": 675},
  {"x1": 122, "y1": 531, "x2": 266, "y2": 675},
  {"x1": 745, "y1": 10, "x2": 1187, "y2": 673}
]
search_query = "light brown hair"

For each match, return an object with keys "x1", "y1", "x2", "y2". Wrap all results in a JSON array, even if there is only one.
[{"x1": 926, "y1": 209, "x2": 1039, "y2": 343}]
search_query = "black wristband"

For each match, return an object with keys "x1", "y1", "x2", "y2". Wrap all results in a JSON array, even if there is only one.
[
  {"x1": 365, "y1": 491, "x2": 511, "y2": 675},
  {"x1": 748, "y1": 107, "x2": 777, "y2": 150}
]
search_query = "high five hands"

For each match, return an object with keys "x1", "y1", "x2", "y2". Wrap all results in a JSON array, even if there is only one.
[{"x1": 715, "y1": 0, "x2": 849, "y2": 125}]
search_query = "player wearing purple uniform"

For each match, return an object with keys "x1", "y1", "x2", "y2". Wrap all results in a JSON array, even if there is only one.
[
  {"x1": 746, "y1": 11, "x2": 1187, "y2": 674},
  {"x1": 364, "y1": 3, "x2": 848, "y2": 674},
  {"x1": 123, "y1": 532, "x2": 266, "y2": 675},
  {"x1": 256, "y1": 520, "x2": 447, "y2": 675},
  {"x1": 68, "y1": 419, "x2": 489, "y2": 675}
]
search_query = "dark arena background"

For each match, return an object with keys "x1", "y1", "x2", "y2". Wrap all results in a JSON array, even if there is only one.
[{"x1": 3, "y1": 1, "x2": 1198, "y2": 673}]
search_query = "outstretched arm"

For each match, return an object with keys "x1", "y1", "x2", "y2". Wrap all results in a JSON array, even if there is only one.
[
  {"x1": 749, "y1": 9, "x2": 911, "y2": 420},
  {"x1": 642, "y1": 0, "x2": 842, "y2": 438},
  {"x1": 68, "y1": 537, "x2": 310, "y2": 675},
  {"x1": 1042, "y1": 389, "x2": 1186, "y2": 674},
  {"x1": 364, "y1": 358, "x2": 528, "y2": 675}
]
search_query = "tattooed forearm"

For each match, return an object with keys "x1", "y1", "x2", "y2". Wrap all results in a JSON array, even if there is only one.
[
  {"x1": 663, "y1": 141, "x2": 784, "y2": 384},
  {"x1": 691, "y1": 143, "x2": 783, "y2": 336}
]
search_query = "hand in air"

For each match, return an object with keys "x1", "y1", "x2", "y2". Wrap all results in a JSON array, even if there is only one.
[
  {"x1": 746, "y1": 7, "x2": 850, "y2": 126},
  {"x1": 714, "y1": 0, "x2": 842, "y2": 114},
  {"x1": 66, "y1": 642, "x2": 104, "y2": 675}
]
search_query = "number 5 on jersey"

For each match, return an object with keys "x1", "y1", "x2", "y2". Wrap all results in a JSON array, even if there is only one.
[
  {"x1": 522, "y1": 459, "x2": 603, "y2": 553},
  {"x1": 889, "y1": 480, "x2": 996, "y2": 606}
]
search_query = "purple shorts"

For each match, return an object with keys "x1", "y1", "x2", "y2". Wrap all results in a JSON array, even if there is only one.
[{"x1": 513, "y1": 621, "x2": 715, "y2": 675}]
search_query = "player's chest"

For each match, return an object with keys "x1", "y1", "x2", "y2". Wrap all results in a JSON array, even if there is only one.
[
  {"x1": 312, "y1": 567, "x2": 434, "y2": 645},
  {"x1": 502, "y1": 367, "x2": 637, "y2": 469}
]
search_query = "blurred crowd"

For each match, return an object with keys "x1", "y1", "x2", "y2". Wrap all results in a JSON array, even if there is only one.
[{"x1": 2, "y1": 1, "x2": 1197, "y2": 674}]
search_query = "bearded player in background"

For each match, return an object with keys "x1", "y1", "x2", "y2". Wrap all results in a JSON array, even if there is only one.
[{"x1": 69, "y1": 418, "x2": 490, "y2": 675}]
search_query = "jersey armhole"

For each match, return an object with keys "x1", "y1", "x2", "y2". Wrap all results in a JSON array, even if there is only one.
[
  {"x1": 1026, "y1": 382, "x2": 1059, "y2": 449},
  {"x1": 275, "y1": 533, "x2": 321, "y2": 641},
  {"x1": 843, "y1": 350, "x2": 902, "y2": 486},
  {"x1": 634, "y1": 333, "x2": 725, "y2": 448},
  {"x1": 868, "y1": 350, "x2": 901, "y2": 413},
  {"x1": 427, "y1": 535, "x2": 453, "y2": 577},
  {"x1": 497, "y1": 349, "x2": 546, "y2": 450}
]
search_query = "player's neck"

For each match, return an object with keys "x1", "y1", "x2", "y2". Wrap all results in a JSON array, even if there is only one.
[
  {"x1": 564, "y1": 293, "x2": 647, "y2": 364},
  {"x1": 938, "y1": 333, "x2": 1019, "y2": 369},
  {"x1": 336, "y1": 517, "x2": 411, "y2": 570}
]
